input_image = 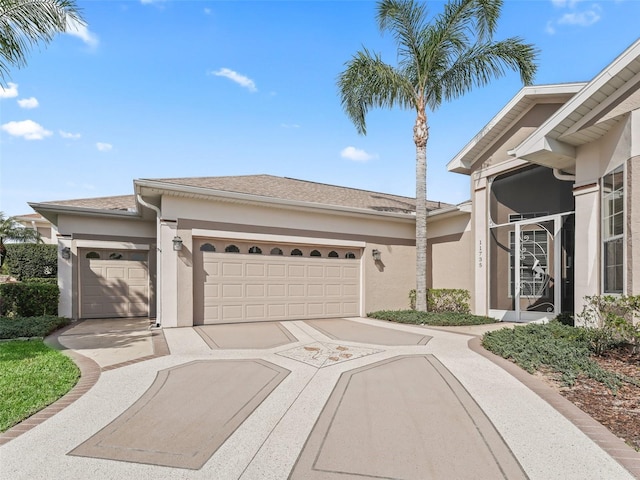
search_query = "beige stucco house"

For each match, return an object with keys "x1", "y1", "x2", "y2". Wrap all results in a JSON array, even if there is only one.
[
  {"x1": 447, "y1": 38, "x2": 640, "y2": 322},
  {"x1": 30, "y1": 176, "x2": 471, "y2": 327}
]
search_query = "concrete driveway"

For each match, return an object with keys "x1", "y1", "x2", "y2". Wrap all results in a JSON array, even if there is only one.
[{"x1": 0, "y1": 317, "x2": 638, "y2": 479}]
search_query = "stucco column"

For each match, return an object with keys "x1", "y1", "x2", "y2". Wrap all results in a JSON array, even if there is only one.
[
  {"x1": 472, "y1": 175, "x2": 488, "y2": 316},
  {"x1": 57, "y1": 236, "x2": 73, "y2": 318},
  {"x1": 176, "y1": 228, "x2": 194, "y2": 327},
  {"x1": 573, "y1": 183, "x2": 600, "y2": 320},
  {"x1": 160, "y1": 221, "x2": 178, "y2": 328}
]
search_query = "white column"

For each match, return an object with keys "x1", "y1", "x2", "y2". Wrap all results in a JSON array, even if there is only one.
[
  {"x1": 160, "y1": 221, "x2": 178, "y2": 328},
  {"x1": 58, "y1": 237, "x2": 73, "y2": 318},
  {"x1": 473, "y1": 175, "x2": 488, "y2": 316},
  {"x1": 573, "y1": 184, "x2": 600, "y2": 322}
]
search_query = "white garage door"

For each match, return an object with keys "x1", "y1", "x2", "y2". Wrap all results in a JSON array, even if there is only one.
[
  {"x1": 79, "y1": 249, "x2": 149, "y2": 319},
  {"x1": 194, "y1": 239, "x2": 361, "y2": 324}
]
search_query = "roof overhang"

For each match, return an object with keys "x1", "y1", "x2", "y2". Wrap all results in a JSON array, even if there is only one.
[
  {"x1": 28, "y1": 202, "x2": 143, "y2": 227},
  {"x1": 511, "y1": 38, "x2": 640, "y2": 170},
  {"x1": 447, "y1": 83, "x2": 587, "y2": 175}
]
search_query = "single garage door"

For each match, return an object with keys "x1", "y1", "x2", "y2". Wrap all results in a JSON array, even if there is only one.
[
  {"x1": 79, "y1": 249, "x2": 149, "y2": 318},
  {"x1": 194, "y1": 239, "x2": 361, "y2": 324}
]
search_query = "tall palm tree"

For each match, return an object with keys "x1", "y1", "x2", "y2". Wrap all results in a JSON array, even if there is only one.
[
  {"x1": 338, "y1": 0, "x2": 538, "y2": 311},
  {"x1": 0, "y1": 0, "x2": 84, "y2": 84}
]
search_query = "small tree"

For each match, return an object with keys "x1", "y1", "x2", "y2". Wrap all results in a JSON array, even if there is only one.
[{"x1": 0, "y1": 212, "x2": 42, "y2": 267}]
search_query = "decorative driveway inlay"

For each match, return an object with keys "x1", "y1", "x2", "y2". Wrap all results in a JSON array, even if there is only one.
[
  {"x1": 305, "y1": 318, "x2": 432, "y2": 345},
  {"x1": 69, "y1": 359, "x2": 289, "y2": 470},
  {"x1": 195, "y1": 321, "x2": 297, "y2": 349},
  {"x1": 291, "y1": 355, "x2": 527, "y2": 479},
  {"x1": 277, "y1": 342, "x2": 383, "y2": 368}
]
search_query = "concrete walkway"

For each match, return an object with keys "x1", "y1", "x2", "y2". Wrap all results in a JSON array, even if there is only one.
[{"x1": 0, "y1": 317, "x2": 638, "y2": 479}]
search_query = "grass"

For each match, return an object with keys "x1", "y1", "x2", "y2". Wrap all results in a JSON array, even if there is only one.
[
  {"x1": 0, "y1": 340, "x2": 79, "y2": 432},
  {"x1": 367, "y1": 310, "x2": 497, "y2": 326},
  {"x1": 0, "y1": 315, "x2": 70, "y2": 339},
  {"x1": 482, "y1": 320, "x2": 621, "y2": 391}
]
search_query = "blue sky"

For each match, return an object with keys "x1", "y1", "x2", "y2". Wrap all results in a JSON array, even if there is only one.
[{"x1": 1, "y1": 0, "x2": 639, "y2": 217}]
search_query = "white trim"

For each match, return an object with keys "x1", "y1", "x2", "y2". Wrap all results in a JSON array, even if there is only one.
[
  {"x1": 74, "y1": 240, "x2": 150, "y2": 250},
  {"x1": 191, "y1": 229, "x2": 366, "y2": 248}
]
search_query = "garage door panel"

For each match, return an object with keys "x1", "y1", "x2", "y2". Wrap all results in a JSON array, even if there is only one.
[
  {"x1": 222, "y1": 262, "x2": 243, "y2": 277},
  {"x1": 80, "y1": 252, "x2": 149, "y2": 319},
  {"x1": 246, "y1": 284, "x2": 265, "y2": 297},
  {"x1": 203, "y1": 261, "x2": 219, "y2": 276},
  {"x1": 195, "y1": 240, "x2": 361, "y2": 324}
]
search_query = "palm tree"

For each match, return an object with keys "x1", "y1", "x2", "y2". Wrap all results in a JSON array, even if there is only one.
[
  {"x1": 0, "y1": 0, "x2": 84, "y2": 84},
  {"x1": 0, "y1": 211, "x2": 41, "y2": 266},
  {"x1": 338, "y1": 0, "x2": 538, "y2": 311}
]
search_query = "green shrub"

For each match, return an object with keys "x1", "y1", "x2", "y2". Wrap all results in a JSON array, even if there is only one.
[
  {"x1": 409, "y1": 288, "x2": 470, "y2": 313},
  {"x1": 0, "y1": 283, "x2": 59, "y2": 317},
  {"x1": 482, "y1": 321, "x2": 621, "y2": 391},
  {"x1": 23, "y1": 278, "x2": 57, "y2": 285},
  {"x1": 555, "y1": 311, "x2": 574, "y2": 326},
  {"x1": 4, "y1": 244, "x2": 57, "y2": 281},
  {"x1": 0, "y1": 316, "x2": 70, "y2": 339},
  {"x1": 577, "y1": 295, "x2": 640, "y2": 354},
  {"x1": 368, "y1": 309, "x2": 496, "y2": 326}
]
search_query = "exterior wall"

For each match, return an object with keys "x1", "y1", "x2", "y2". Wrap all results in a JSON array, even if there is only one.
[
  {"x1": 56, "y1": 215, "x2": 155, "y2": 238},
  {"x1": 57, "y1": 237, "x2": 73, "y2": 318},
  {"x1": 628, "y1": 110, "x2": 640, "y2": 296},
  {"x1": 163, "y1": 196, "x2": 416, "y2": 327}
]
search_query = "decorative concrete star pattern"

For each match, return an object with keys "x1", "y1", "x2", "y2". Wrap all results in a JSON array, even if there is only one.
[{"x1": 277, "y1": 342, "x2": 383, "y2": 368}]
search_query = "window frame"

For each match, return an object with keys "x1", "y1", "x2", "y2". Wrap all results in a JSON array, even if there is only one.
[{"x1": 601, "y1": 164, "x2": 625, "y2": 294}]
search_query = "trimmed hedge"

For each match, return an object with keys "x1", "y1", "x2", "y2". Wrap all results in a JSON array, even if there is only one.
[
  {"x1": 0, "y1": 316, "x2": 70, "y2": 339},
  {"x1": 4, "y1": 244, "x2": 57, "y2": 281},
  {"x1": 368, "y1": 310, "x2": 496, "y2": 326},
  {"x1": 409, "y1": 288, "x2": 471, "y2": 313},
  {"x1": 0, "y1": 282, "x2": 59, "y2": 317}
]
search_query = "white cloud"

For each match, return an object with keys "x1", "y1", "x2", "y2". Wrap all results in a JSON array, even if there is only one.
[
  {"x1": 281, "y1": 123, "x2": 301, "y2": 129},
  {"x1": 1, "y1": 120, "x2": 52, "y2": 140},
  {"x1": 96, "y1": 142, "x2": 113, "y2": 151},
  {"x1": 65, "y1": 18, "x2": 99, "y2": 48},
  {"x1": 547, "y1": 0, "x2": 601, "y2": 33},
  {"x1": 0, "y1": 82, "x2": 18, "y2": 99},
  {"x1": 204, "y1": 8, "x2": 212, "y2": 14},
  {"x1": 17, "y1": 97, "x2": 39, "y2": 109},
  {"x1": 59, "y1": 130, "x2": 81, "y2": 139},
  {"x1": 209, "y1": 68, "x2": 257, "y2": 92},
  {"x1": 340, "y1": 146, "x2": 377, "y2": 162}
]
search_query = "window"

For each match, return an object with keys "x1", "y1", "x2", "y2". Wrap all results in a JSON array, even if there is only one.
[
  {"x1": 130, "y1": 252, "x2": 147, "y2": 261},
  {"x1": 200, "y1": 243, "x2": 216, "y2": 252},
  {"x1": 345, "y1": 252, "x2": 356, "y2": 259},
  {"x1": 270, "y1": 247, "x2": 283, "y2": 255},
  {"x1": 225, "y1": 244, "x2": 240, "y2": 253},
  {"x1": 310, "y1": 250, "x2": 322, "y2": 257},
  {"x1": 508, "y1": 212, "x2": 548, "y2": 222},
  {"x1": 248, "y1": 246, "x2": 262, "y2": 254},
  {"x1": 85, "y1": 251, "x2": 100, "y2": 259},
  {"x1": 509, "y1": 230, "x2": 548, "y2": 297},
  {"x1": 602, "y1": 165, "x2": 624, "y2": 293},
  {"x1": 291, "y1": 248, "x2": 303, "y2": 256},
  {"x1": 328, "y1": 251, "x2": 339, "y2": 258},
  {"x1": 108, "y1": 252, "x2": 124, "y2": 260}
]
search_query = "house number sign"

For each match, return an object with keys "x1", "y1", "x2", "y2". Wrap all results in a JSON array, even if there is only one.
[{"x1": 478, "y1": 240, "x2": 483, "y2": 268}]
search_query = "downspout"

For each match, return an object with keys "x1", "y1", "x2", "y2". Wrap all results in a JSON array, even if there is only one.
[
  {"x1": 553, "y1": 168, "x2": 576, "y2": 182},
  {"x1": 136, "y1": 194, "x2": 162, "y2": 328}
]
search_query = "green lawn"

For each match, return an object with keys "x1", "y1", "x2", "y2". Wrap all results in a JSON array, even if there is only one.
[
  {"x1": 367, "y1": 310, "x2": 497, "y2": 326},
  {"x1": 0, "y1": 340, "x2": 80, "y2": 432}
]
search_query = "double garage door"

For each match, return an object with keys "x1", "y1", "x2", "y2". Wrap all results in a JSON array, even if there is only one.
[
  {"x1": 79, "y1": 249, "x2": 149, "y2": 319},
  {"x1": 194, "y1": 238, "x2": 361, "y2": 324}
]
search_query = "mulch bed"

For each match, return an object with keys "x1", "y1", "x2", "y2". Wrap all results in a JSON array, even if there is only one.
[{"x1": 546, "y1": 347, "x2": 640, "y2": 451}]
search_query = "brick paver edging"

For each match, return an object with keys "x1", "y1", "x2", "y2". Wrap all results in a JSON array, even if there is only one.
[
  {"x1": 468, "y1": 336, "x2": 640, "y2": 479},
  {"x1": 0, "y1": 324, "x2": 101, "y2": 446}
]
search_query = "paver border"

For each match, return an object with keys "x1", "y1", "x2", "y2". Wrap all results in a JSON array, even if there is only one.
[
  {"x1": 0, "y1": 319, "x2": 170, "y2": 446},
  {"x1": 469, "y1": 336, "x2": 640, "y2": 479}
]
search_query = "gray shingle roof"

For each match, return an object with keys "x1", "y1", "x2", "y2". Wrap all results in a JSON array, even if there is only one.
[{"x1": 37, "y1": 175, "x2": 450, "y2": 214}]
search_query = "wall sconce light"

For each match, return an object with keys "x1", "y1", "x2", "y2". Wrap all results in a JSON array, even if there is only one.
[
  {"x1": 61, "y1": 247, "x2": 71, "y2": 260},
  {"x1": 372, "y1": 249, "x2": 381, "y2": 261},
  {"x1": 172, "y1": 235, "x2": 183, "y2": 251}
]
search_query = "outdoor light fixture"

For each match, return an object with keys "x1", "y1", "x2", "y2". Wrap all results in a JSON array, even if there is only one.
[
  {"x1": 61, "y1": 247, "x2": 71, "y2": 260},
  {"x1": 372, "y1": 249, "x2": 381, "y2": 261},
  {"x1": 172, "y1": 236, "x2": 183, "y2": 251}
]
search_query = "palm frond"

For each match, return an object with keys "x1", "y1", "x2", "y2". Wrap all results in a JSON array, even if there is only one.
[
  {"x1": 337, "y1": 48, "x2": 415, "y2": 135},
  {"x1": 0, "y1": 0, "x2": 84, "y2": 83}
]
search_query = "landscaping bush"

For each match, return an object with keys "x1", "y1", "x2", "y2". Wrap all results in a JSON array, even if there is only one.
[
  {"x1": 368, "y1": 309, "x2": 496, "y2": 326},
  {"x1": 482, "y1": 321, "x2": 621, "y2": 390},
  {"x1": 3, "y1": 244, "x2": 57, "y2": 281},
  {"x1": 23, "y1": 277, "x2": 58, "y2": 285},
  {"x1": 577, "y1": 295, "x2": 640, "y2": 354},
  {"x1": 409, "y1": 288, "x2": 470, "y2": 313},
  {"x1": 0, "y1": 316, "x2": 70, "y2": 339},
  {"x1": 0, "y1": 282, "x2": 59, "y2": 317}
]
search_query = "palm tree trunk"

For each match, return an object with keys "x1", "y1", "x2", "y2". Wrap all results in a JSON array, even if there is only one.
[{"x1": 414, "y1": 106, "x2": 428, "y2": 311}]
